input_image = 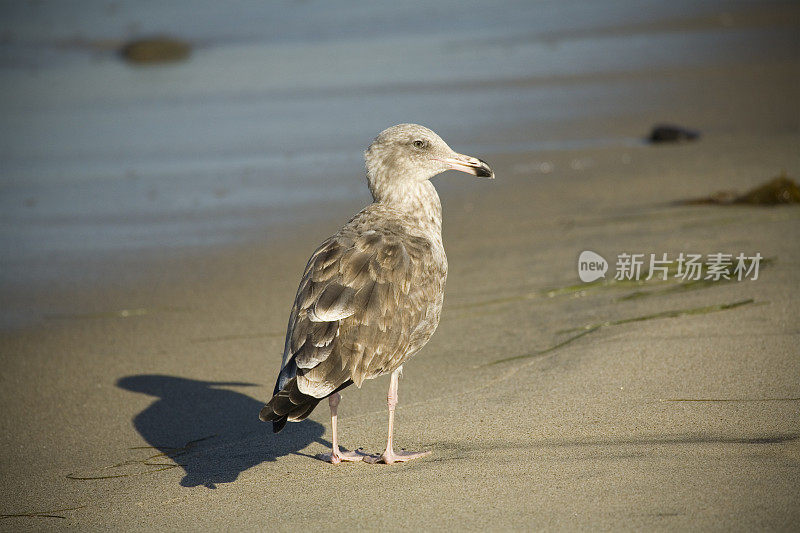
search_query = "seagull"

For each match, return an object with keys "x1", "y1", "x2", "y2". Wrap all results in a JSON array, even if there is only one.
[{"x1": 259, "y1": 124, "x2": 493, "y2": 464}]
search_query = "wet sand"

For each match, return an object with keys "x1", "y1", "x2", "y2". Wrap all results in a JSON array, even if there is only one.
[{"x1": 2, "y1": 11, "x2": 800, "y2": 533}]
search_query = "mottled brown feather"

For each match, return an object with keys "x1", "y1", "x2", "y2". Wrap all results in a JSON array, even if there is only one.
[{"x1": 273, "y1": 203, "x2": 446, "y2": 399}]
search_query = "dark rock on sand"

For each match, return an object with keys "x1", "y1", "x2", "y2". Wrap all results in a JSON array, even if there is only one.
[{"x1": 648, "y1": 124, "x2": 700, "y2": 143}]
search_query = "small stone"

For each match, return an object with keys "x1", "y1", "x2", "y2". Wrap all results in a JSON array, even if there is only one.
[
  {"x1": 120, "y1": 37, "x2": 191, "y2": 64},
  {"x1": 648, "y1": 124, "x2": 700, "y2": 143}
]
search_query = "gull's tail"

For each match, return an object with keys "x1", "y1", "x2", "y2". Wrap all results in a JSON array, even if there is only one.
[{"x1": 259, "y1": 377, "x2": 320, "y2": 433}]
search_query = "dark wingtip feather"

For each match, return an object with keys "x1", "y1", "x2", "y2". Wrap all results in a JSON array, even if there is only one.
[
  {"x1": 259, "y1": 405, "x2": 273, "y2": 422},
  {"x1": 260, "y1": 377, "x2": 323, "y2": 433},
  {"x1": 272, "y1": 417, "x2": 288, "y2": 433},
  {"x1": 260, "y1": 402, "x2": 289, "y2": 432}
]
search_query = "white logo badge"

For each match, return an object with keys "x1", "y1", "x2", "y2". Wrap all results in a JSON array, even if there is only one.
[{"x1": 578, "y1": 250, "x2": 608, "y2": 282}]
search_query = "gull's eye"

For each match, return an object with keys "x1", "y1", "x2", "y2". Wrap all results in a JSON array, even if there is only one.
[{"x1": 412, "y1": 139, "x2": 426, "y2": 149}]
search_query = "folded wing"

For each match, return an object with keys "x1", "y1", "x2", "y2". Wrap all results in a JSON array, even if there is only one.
[{"x1": 275, "y1": 218, "x2": 440, "y2": 404}]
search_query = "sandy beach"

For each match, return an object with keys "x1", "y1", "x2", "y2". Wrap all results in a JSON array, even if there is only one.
[{"x1": 2, "y1": 1, "x2": 799, "y2": 531}]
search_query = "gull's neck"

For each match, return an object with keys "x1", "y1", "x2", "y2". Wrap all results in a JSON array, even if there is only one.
[{"x1": 367, "y1": 172, "x2": 442, "y2": 237}]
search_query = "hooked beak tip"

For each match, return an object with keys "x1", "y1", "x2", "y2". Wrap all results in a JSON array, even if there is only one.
[
  {"x1": 443, "y1": 155, "x2": 495, "y2": 179},
  {"x1": 475, "y1": 158, "x2": 495, "y2": 179}
]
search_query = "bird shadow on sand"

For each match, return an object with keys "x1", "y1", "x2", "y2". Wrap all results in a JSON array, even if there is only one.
[{"x1": 115, "y1": 375, "x2": 329, "y2": 489}]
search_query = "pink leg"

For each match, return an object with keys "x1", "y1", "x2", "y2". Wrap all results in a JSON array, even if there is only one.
[
  {"x1": 364, "y1": 366, "x2": 431, "y2": 464},
  {"x1": 316, "y1": 392, "x2": 366, "y2": 464}
]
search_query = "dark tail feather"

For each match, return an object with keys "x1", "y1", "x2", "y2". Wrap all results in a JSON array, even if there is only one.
[
  {"x1": 259, "y1": 377, "x2": 321, "y2": 433},
  {"x1": 271, "y1": 416, "x2": 288, "y2": 433}
]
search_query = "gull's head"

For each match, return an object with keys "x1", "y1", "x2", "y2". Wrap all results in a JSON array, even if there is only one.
[{"x1": 365, "y1": 124, "x2": 494, "y2": 191}]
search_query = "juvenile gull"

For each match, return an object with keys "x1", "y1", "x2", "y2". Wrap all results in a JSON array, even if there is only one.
[{"x1": 259, "y1": 124, "x2": 493, "y2": 464}]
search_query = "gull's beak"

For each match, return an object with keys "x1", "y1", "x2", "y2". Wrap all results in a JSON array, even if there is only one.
[{"x1": 441, "y1": 154, "x2": 495, "y2": 179}]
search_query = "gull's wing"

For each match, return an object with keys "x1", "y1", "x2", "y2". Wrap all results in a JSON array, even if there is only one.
[{"x1": 273, "y1": 209, "x2": 443, "y2": 401}]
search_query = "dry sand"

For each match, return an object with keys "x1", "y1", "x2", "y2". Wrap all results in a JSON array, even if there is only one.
[{"x1": 2, "y1": 42, "x2": 799, "y2": 533}]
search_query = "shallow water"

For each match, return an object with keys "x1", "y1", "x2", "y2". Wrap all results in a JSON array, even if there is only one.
[{"x1": 0, "y1": 0, "x2": 795, "y2": 288}]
